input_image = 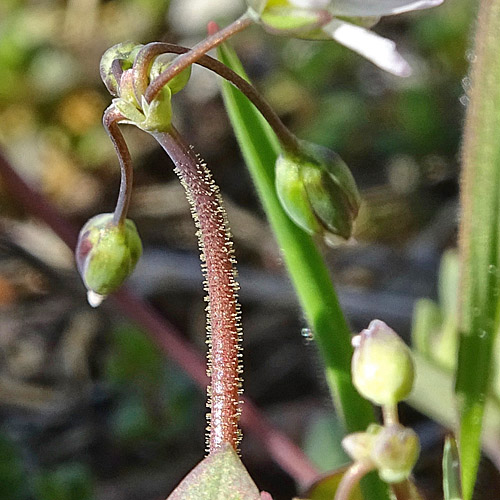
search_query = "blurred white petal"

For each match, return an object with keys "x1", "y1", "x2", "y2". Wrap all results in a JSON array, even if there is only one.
[
  {"x1": 329, "y1": 0, "x2": 443, "y2": 17},
  {"x1": 323, "y1": 19, "x2": 412, "y2": 76},
  {"x1": 170, "y1": 0, "x2": 244, "y2": 35},
  {"x1": 289, "y1": 0, "x2": 330, "y2": 8}
]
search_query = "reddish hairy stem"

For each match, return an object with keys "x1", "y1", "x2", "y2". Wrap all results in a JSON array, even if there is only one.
[
  {"x1": 152, "y1": 126, "x2": 242, "y2": 453},
  {"x1": 144, "y1": 14, "x2": 252, "y2": 104},
  {"x1": 103, "y1": 106, "x2": 134, "y2": 226},
  {"x1": 0, "y1": 149, "x2": 319, "y2": 486}
]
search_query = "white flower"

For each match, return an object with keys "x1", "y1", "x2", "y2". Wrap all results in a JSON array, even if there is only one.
[{"x1": 247, "y1": 0, "x2": 444, "y2": 76}]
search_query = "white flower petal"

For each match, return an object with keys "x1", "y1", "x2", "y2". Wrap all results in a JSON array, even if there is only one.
[
  {"x1": 323, "y1": 19, "x2": 412, "y2": 76},
  {"x1": 329, "y1": 0, "x2": 443, "y2": 17},
  {"x1": 289, "y1": 0, "x2": 330, "y2": 8}
]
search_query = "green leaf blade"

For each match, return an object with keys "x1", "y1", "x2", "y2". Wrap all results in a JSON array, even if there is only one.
[{"x1": 456, "y1": 2, "x2": 500, "y2": 498}]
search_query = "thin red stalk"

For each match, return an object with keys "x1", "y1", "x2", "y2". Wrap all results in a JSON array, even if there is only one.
[
  {"x1": 152, "y1": 126, "x2": 241, "y2": 454},
  {"x1": 103, "y1": 106, "x2": 134, "y2": 226},
  {"x1": 0, "y1": 148, "x2": 319, "y2": 486},
  {"x1": 334, "y1": 461, "x2": 375, "y2": 500},
  {"x1": 144, "y1": 14, "x2": 253, "y2": 104},
  {"x1": 391, "y1": 480, "x2": 421, "y2": 500},
  {"x1": 132, "y1": 41, "x2": 299, "y2": 152}
]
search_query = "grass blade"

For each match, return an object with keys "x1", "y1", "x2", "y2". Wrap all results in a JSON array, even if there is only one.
[
  {"x1": 456, "y1": 1, "x2": 500, "y2": 498},
  {"x1": 216, "y1": 39, "x2": 389, "y2": 500}
]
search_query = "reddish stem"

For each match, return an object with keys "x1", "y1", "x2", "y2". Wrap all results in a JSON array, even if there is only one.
[
  {"x1": 144, "y1": 14, "x2": 252, "y2": 104},
  {"x1": 391, "y1": 480, "x2": 423, "y2": 500},
  {"x1": 334, "y1": 461, "x2": 375, "y2": 500},
  {"x1": 103, "y1": 106, "x2": 134, "y2": 226},
  {"x1": 152, "y1": 126, "x2": 242, "y2": 453},
  {"x1": 132, "y1": 41, "x2": 299, "y2": 152},
  {"x1": 0, "y1": 149, "x2": 319, "y2": 486}
]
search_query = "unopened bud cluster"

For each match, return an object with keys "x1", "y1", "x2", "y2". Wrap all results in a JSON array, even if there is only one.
[
  {"x1": 343, "y1": 423, "x2": 420, "y2": 484},
  {"x1": 100, "y1": 42, "x2": 191, "y2": 132},
  {"x1": 342, "y1": 320, "x2": 419, "y2": 485}
]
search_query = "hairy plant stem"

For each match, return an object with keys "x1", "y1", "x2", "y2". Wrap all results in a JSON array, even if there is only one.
[
  {"x1": 334, "y1": 461, "x2": 375, "y2": 500},
  {"x1": 103, "y1": 106, "x2": 133, "y2": 226},
  {"x1": 144, "y1": 13, "x2": 253, "y2": 104},
  {"x1": 134, "y1": 42, "x2": 299, "y2": 152},
  {"x1": 152, "y1": 126, "x2": 242, "y2": 453},
  {"x1": 0, "y1": 148, "x2": 319, "y2": 485}
]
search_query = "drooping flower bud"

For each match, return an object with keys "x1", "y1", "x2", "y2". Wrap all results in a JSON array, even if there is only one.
[
  {"x1": 100, "y1": 42, "x2": 190, "y2": 133},
  {"x1": 100, "y1": 42, "x2": 144, "y2": 97},
  {"x1": 149, "y1": 54, "x2": 192, "y2": 95},
  {"x1": 371, "y1": 424, "x2": 420, "y2": 483},
  {"x1": 275, "y1": 140, "x2": 360, "y2": 244},
  {"x1": 351, "y1": 320, "x2": 415, "y2": 406},
  {"x1": 75, "y1": 213, "x2": 142, "y2": 307}
]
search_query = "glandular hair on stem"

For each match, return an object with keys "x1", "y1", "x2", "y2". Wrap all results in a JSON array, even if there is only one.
[{"x1": 169, "y1": 144, "x2": 242, "y2": 454}]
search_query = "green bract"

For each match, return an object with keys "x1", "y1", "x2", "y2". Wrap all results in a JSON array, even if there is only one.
[
  {"x1": 351, "y1": 320, "x2": 415, "y2": 406},
  {"x1": 76, "y1": 213, "x2": 142, "y2": 306},
  {"x1": 275, "y1": 141, "x2": 360, "y2": 244}
]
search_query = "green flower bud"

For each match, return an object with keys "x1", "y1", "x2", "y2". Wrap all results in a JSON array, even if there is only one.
[
  {"x1": 275, "y1": 141, "x2": 360, "y2": 243},
  {"x1": 343, "y1": 423, "x2": 419, "y2": 483},
  {"x1": 100, "y1": 42, "x2": 143, "y2": 97},
  {"x1": 371, "y1": 424, "x2": 420, "y2": 483},
  {"x1": 76, "y1": 213, "x2": 142, "y2": 307},
  {"x1": 246, "y1": 0, "x2": 331, "y2": 38},
  {"x1": 101, "y1": 43, "x2": 180, "y2": 132},
  {"x1": 149, "y1": 54, "x2": 192, "y2": 95},
  {"x1": 351, "y1": 320, "x2": 415, "y2": 406},
  {"x1": 342, "y1": 424, "x2": 382, "y2": 463}
]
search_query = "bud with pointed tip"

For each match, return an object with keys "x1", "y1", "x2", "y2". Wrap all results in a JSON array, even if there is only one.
[
  {"x1": 351, "y1": 320, "x2": 415, "y2": 406},
  {"x1": 75, "y1": 213, "x2": 142, "y2": 306},
  {"x1": 275, "y1": 140, "x2": 360, "y2": 244},
  {"x1": 371, "y1": 424, "x2": 420, "y2": 483}
]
